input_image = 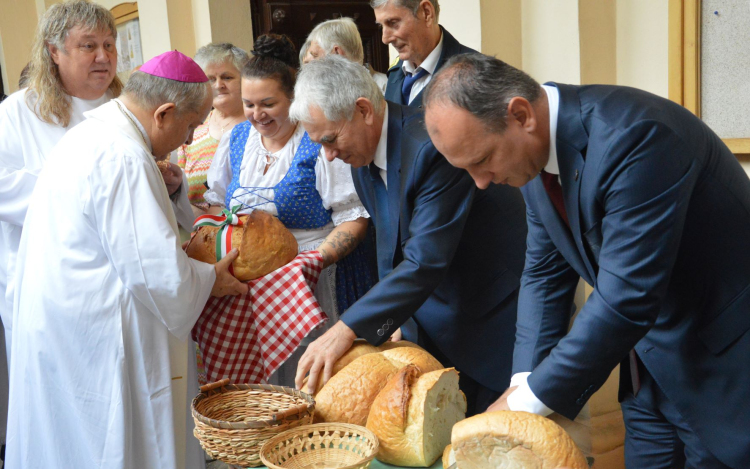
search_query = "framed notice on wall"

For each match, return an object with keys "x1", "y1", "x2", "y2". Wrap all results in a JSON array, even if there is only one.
[
  {"x1": 669, "y1": 0, "x2": 750, "y2": 157},
  {"x1": 111, "y1": 2, "x2": 143, "y2": 83}
]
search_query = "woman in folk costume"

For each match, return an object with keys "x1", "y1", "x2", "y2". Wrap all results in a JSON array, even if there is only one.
[
  {"x1": 177, "y1": 43, "x2": 249, "y2": 219},
  {"x1": 204, "y1": 34, "x2": 375, "y2": 386}
]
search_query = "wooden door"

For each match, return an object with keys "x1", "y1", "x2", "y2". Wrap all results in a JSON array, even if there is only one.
[{"x1": 250, "y1": 0, "x2": 390, "y2": 73}]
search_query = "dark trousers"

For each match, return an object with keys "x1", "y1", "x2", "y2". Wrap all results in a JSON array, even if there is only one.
[
  {"x1": 415, "y1": 326, "x2": 501, "y2": 417},
  {"x1": 620, "y1": 360, "x2": 731, "y2": 469}
]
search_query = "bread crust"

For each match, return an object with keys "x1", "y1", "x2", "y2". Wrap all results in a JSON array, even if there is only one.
[
  {"x1": 313, "y1": 345, "x2": 442, "y2": 426},
  {"x1": 452, "y1": 411, "x2": 589, "y2": 469}
]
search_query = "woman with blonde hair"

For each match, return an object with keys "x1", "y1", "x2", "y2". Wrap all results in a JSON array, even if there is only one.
[{"x1": 178, "y1": 42, "x2": 249, "y2": 217}]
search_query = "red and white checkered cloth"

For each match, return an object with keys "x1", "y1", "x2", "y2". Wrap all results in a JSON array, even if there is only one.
[{"x1": 191, "y1": 251, "x2": 328, "y2": 384}]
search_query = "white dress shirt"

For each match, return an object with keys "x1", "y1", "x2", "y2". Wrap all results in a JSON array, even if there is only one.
[
  {"x1": 402, "y1": 32, "x2": 444, "y2": 105},
  {"x1": 372, "y1": 107, "x2": 390, "y2": 187},
  {"x1": 506, "y1": 84, "x2": 561, "y2": 417}
]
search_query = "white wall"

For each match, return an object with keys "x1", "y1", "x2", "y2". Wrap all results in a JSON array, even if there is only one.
[
  {"x1": 522, "y1": 0, "x2": 581, "y2": 84},
  {"x1": 137, "y1": 0, "x2": 173, "y2": 61},
  {"x1": 440, "y1": 0, "x2": 482, "y2": 51},
  {"x1": 616, "y1": 0, "x2": 669, "y2": 98}
]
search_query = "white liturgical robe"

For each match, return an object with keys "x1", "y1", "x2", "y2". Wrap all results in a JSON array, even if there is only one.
[
  {"x1": 0, "y1": 89, "x2": 110, "y2": 356},
  {"x1": 5, "y1": 100, "x2": 215, "y2": 469}
]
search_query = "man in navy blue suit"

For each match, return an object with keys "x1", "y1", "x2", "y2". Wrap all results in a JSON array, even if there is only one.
[
  {"x1": 424, "y1": 53, "x2": 750, "y2": 468},
  {"x1": 371, "y1": 0, "x2": 475, "y2": 108},
  {"x1": 290, "y1": 55, "x2": 527, "y2": 415}
]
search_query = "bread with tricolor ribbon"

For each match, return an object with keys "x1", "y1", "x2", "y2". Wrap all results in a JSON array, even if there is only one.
[{"x1": 186, "y1": 209, "x2": 298, "y2": 281}]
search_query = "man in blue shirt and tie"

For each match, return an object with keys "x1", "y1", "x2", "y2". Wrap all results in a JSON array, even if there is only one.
[{"x1": 372, "y1": 0, "x2": 475, "y2": 107}]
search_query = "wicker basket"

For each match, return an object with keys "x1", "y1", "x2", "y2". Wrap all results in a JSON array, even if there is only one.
[
  {"x1": 260, "y1": 423, "x2": 379, "y2": 469},
  {"x1": 191, "y1": 379, "x2": 315, "y2": 468}
]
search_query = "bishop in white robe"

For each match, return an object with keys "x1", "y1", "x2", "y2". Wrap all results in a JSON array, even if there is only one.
[{"x1": 5, "y1": 51, "x2": 246, "y2": 469}]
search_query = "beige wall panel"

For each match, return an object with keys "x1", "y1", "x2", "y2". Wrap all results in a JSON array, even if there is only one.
[
  {"x1": 579, "y1": 0, "x2": 616, "y2": 85},
  {"x1": 208, "y1": 0, "x2": 253, "y2": 56},
  {"x1": 192, "y1": 0, "x2": 213, "y2": 50},
  {"x1": 1, "y1": 0, "x2": 40, "y2": 94},
  {"x1": 522, "y1": 0, "x2": 581, "y2": 84},
  {"x1": 167, "y1": 0, "x2": 197, "y2": 57},
  {"x1": 480, "y1": 0, "x2": 521, "y2": 68},
  {"x1": 616, "y1": 0, "x2": 669, "y2": 97}
]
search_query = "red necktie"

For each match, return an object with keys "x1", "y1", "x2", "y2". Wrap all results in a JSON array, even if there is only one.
[{"x1": 540, "y1": 170, "x2": 569, "y2": 227}]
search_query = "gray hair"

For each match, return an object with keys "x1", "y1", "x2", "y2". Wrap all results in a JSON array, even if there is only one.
[
  {"x1": 424, "y1": 53, "x2": 541, "y2": 133},
  {"x1": 290, "y1": 54, "x2": 384, "y2": 123},
  {"x1": 194, "y1": 42, "x2": 249, "y2": 73},
  {"x1": 307, "y1": 17, "x2": 365, "y2": 65},
  {"x1": 123, "y1": 71, "x2": 210, "y2": 114},
  {"x1": 370, "y1": 0, "x2": 440, "y2": 19},
  {"x1": 299, "y1": 39, "x2": 311, "y2": 64}
]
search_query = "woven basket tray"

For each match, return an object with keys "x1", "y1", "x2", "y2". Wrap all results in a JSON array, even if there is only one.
[
  {"x1": 191, "y1": 379, "x2": 315, "y2": 468},
  {"x1": 260, "y1": 423, "x2": 379, "y2": 469}
]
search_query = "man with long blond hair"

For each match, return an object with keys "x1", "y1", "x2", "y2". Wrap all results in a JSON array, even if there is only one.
[{"x1": 0, "y1": 1, "x2": 120, "y2": 357}]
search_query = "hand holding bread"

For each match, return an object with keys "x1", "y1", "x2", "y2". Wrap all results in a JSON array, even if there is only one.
[
  {"x1": 294, "y1": 320, "x2": 358, "y2": 394},
  {"x1": 209, "y1": 248, "x2": 249, "y2": 297}
]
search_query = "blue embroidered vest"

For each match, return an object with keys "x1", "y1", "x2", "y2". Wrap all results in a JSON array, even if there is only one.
[{"x1": 225, "y1": 122, "x2": 332, "y2": 229}]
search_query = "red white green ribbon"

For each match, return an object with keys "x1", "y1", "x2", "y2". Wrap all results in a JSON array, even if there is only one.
[{"x1": 193, "y1": 206, "x2": 244, "y2": 263}]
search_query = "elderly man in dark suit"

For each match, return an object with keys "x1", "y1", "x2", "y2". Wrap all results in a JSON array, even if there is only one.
[
  {"x1": 290, "y1": 55, "x2": 527, "y2": 415},
  {"x1": 423, "y1": 53, "x2": 750, "y2": 469},
  {"x1": 371, "y1": 0, "x2": 475, "y2": 107}
]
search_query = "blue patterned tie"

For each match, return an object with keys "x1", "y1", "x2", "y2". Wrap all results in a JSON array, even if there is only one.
[
  {"x1": 369, "y1": 163, "x2": 393, "y2": 277},
  {"x1": 401, "y1": 68, "x2": 428, "y2": 105}
]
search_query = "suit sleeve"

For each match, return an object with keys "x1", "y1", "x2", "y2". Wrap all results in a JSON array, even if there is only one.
[
  {"x1": 341, "y1": 144, "x2": 474, "y2": 344},
  {"x1": 513, "y1": 200, "x2": 580, "y2": 375},
  {"x1": 528, "y1": 122, "x2": 697, "y2": 419}
]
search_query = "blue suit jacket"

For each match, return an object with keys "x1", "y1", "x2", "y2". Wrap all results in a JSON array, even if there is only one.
[
  {"x1": 342, "y1": 102, "x2": 527, "y2": 392},
  {"x1": 384, "y1": 27, "x2": 476, "y2": 108},
  {"x1": 516, "y1": 83, "x2": 750, "y2": 467}
]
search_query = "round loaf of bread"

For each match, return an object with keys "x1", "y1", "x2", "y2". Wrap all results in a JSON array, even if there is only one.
[
  {"x1": 451, "y1": 411, "x2": 588, "y2": 469},
  {"x1": 313, "y1": 346, "x2": 443, "y2": 426},
  {"x1": 366, "y1": 366, "x2": 466, "y2": 467},
  {"x1": 186, "y1": 210, "x2": 298, "y2": 281}
]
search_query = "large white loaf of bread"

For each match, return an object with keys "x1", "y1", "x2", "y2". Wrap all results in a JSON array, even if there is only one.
[
  {"x1": 313, "y1": 343, "x2": 443, "y2": 426},
  {"x1": 450, "y1": 411, "x2": 589, "y2": 469},
  {"x1": 366, "y1": 365, "x2": 467, "y2": 467}
]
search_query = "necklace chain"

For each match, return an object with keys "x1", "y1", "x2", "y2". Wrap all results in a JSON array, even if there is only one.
[{"x1": 212, "y1": 110, "x2": 243, "y2": 135}]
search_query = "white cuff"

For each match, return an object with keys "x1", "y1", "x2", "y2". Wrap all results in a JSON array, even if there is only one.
[
  {"x1": 506, "y1": 373, "x2": 554, "y2": 416},
  {"x1": 510, "y1": 372, "x2": 531, "y2": 388}
]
